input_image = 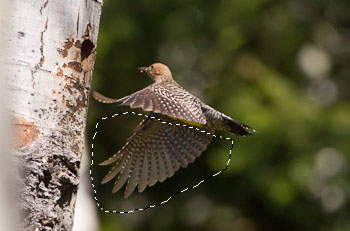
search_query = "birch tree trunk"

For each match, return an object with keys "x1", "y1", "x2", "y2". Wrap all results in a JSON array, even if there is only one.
[
  {"x1": 0, "y1": 1, "x2": 17, "y2": 230},
  {"x1": 3, "y1": 0, "x2": 103, "y2": 230}
]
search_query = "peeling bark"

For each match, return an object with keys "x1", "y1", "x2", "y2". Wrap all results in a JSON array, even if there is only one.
[
  {"x1": 13, "y1": 117, "x2": 40, "y2": 149},
  {"x1": 3, "y1": 0, "x2": 103, "y2": 230}
]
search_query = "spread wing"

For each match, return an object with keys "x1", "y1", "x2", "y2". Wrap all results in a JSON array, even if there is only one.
[
  {"x1": 99, "y1": 113, "x2": 213, "y2": 198},
  {"x1": 93, "y1": 85, "x2": 207, "y2": 125}
]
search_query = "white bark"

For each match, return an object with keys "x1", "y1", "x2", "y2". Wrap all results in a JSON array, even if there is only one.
[
  {"x1": 3, "y1": 0, "x2": 103, "y2": 230},
  {"x1": 73, "y1": 150, "x2": 99, "y2": 231},
  {"x1": 0, "y1": 1, "x2": 18, "y2": 230}
]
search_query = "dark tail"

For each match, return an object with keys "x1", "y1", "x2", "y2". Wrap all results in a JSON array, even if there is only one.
[{"x1": 222, "y1": 115, "x2": 255, "y2": 136}]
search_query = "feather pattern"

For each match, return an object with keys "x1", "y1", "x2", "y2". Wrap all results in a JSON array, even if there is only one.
[
  {"x1": 116, "y1": 84, "x2": 207, "y2": 125},
  {"x1": 100, "y1": 113, "x2": 212, "y2": 198}
]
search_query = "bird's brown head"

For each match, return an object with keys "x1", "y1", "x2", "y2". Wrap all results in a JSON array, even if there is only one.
[{"x1": 138, "y1": 63, "x2": 173, "y2": 83}]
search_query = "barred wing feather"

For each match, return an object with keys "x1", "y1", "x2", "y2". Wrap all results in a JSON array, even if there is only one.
[
  {"x1": 117, "y1": 86, "x2": 207, "y2": 125},
  {"x1": 100, "y1": 113, "x2": 213, "y2": 198}
]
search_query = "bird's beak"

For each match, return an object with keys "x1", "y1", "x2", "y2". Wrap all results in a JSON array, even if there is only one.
[{"x1": 138, "y1": 66, "x2": 150, "y2": 73}]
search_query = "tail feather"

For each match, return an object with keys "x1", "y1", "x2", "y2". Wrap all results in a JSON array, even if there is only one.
[{"x1": 223, "y1": 115, "x2": 254, "y2": 136}]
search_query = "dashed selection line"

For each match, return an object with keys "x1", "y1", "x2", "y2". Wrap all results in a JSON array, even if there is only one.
[{"x1": 90, "y1": 111, "x2": 234, "y2": 214}]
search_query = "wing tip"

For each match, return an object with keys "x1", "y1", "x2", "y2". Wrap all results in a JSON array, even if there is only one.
[
  {"x1": 101, "y1": 176, "x2": 112, "y2": 185},
  {"x1": 93, "y1": 91, "x2": 119, "y2": 104},
  {"x1": 99, "y1": 159, "x2": 113, "y2": 166}
]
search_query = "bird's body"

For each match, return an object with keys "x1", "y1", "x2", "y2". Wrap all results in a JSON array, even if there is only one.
[{"x1": 94, "y1": 63, "x2": 254, "y2": 198}]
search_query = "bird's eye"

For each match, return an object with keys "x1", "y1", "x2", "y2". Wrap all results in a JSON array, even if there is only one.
[{"x1": 151, "y1": 65, "x2": 154, "y2": 69}]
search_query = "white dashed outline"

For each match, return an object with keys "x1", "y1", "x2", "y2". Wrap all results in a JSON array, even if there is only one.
[{"x1": 90, "y1": 111, "x2": 233, "y2": 213}]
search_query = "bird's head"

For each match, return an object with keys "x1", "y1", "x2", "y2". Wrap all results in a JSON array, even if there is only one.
[{"x1": 138, "y1": 63, "x2": 173, "y2": 83}]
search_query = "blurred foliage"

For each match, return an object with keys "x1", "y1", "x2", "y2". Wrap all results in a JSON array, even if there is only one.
[{"x1": 87, "y1": 0, "x2": 350, "y2": 230}]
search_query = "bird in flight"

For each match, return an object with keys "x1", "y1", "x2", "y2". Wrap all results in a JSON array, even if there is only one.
[{"x1": 93, "y1": 63, "x2": 255, "y2": 198}]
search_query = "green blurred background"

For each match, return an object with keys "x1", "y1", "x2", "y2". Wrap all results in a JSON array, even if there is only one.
[{"x1": 87, "y1": 0, "x2": 350, "y2": 230}]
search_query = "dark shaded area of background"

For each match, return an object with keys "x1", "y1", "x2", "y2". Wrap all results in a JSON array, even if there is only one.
[{"x1": 87, "y1": 0, "x2": 350, "y2": 230}]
